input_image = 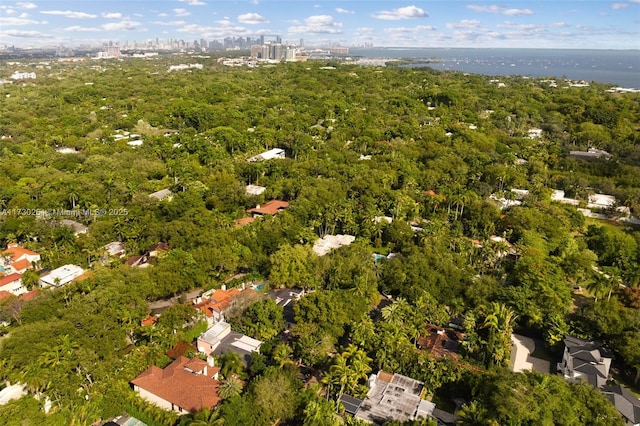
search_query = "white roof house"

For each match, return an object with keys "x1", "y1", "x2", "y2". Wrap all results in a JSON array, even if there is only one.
[
  {"x1": 40, "y1": 264, "x2": 85, "y2": 288},
  {"x1": 10, "y1": 72, "x2": 36, "y2": 80},
  {"x1": 247, "y1": 148, "x2": 285, "y2": 162},
  {"x1": 313, "y1": 234, "x2": 356, "y2": 256},
  {"x1": 588, "y1": 194, "x2": 616, "y2": 210},
  {"x1": 197, "y1": 320, "x2": 262, "y2": 361},
  {"x1": 149, "y1": 188, "x2": 173, "y2": 201},
  {"x1": 245, "y1": 184, "x2": 267, "y2": 196}
]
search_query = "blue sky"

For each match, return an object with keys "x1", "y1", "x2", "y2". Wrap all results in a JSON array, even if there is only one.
[{"x1": 1, "y1": 1, "x2": 639, "y2": 49}]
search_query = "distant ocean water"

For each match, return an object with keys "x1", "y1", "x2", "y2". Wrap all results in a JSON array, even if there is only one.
[{"x1": 351, "y1": 48, "x2": 640, "y2": 89}]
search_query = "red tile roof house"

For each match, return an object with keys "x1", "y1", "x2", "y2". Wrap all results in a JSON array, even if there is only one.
[
  {"x1": 1, "y1": 243, "x2": 41, "y2": 275},
  {"x1": 0, "y1": 273, "x2": 25, "y2": 296},
  {"x1": 247, "y1": 200, "x2": 289, "y2": 217},
  {"x1": 193, "y1": 288, "x2": 244, "y2": 323},
  {"x1": 130, "y1": 356, "x2": 221, "y2": 415}
]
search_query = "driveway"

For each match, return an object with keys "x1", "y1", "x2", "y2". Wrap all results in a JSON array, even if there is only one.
[{"x1": 510, "y1": 334, "x2": 551, "y2": 374}]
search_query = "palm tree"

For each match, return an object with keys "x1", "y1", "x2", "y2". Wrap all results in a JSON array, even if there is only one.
[
  {"x1": 187, "y1": 407, "x2": 225, "y2": 426},
  {"x1": 220, "y1": 351, "x2": 244, "y2": 378},
  {"x1": 381, "y1": 297, "x2": 410, "y2": 328},
  {"x1": 482, "y1": 302, "x2": 517, "y2": 367},
  {"x1": 219, "y1": 375, "x2": 243, "y2": 399},
  {"x1": 587, "y1": 275, "x2": 609, "y2": 302},
  {"x1": 457, "y1": 400, "x2": 491, "y2": 425},
  {"x1": 68, "y1": 191, "x2": 79, "y2": 209}
]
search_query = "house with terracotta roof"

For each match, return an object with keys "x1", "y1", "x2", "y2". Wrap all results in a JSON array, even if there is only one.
[
  {"x1": 417, "y1": 324, "x2": 464, "y2": 360},
  {"x1": 247, "y1": 200, "x2": 289, "y2": 216},
  {"x1": 193, "y1": 288, "x2": 245, "y2": 323},
  {"x1": 1, "y1": 243, "x2": 41, "y2": 275},
  {"x1": 234, "y1": 216, "x2": 255, "y2": 228},
  {"x1": 130, "y1": 356, "x2": 221, "y2": 415},
  {"x1": 0, "y1": 273, "x2": 26, "y2": 296}
]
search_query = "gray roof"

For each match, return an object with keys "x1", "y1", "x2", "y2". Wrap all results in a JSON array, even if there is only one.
[
  {"x1": 602, "y1": 385, "x2": 640, "y2": 425},
  {"x1": 339, "y1": 394, "x2": 363, "y2": 416},
  {"x1": 355, "y1": 372, "x2": 424, "y2": 424}
]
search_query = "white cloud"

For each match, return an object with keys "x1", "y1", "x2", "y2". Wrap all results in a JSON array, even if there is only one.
[
  {"x1": 374, "y1": 5, "x2": 427, "y2": 20},
  {"x1": 0, "y1": 6, "x2": 16, "y2": 15},
  {"x1": 467, "y1": 5, "x2": 502, "y2": 13},
  {"x1": 250, "y1": 0, "x2": 259, "y2": 4},
  {"x1": 503, "y1": 8, "x2": 534, "y2": 16},
  {"x1": 173, "y1": 8, "x2": 190, "y2": 17},
  {"x1": 102, "y1": 19, "x2": 141, "y2": 31},
  {"x1": 41, "y1": 10, "x2": 97, "y2": 19},
  {"x1": 0, "y1": 29, "x2": 51, "y2": 38},
  {"x1": 356, "y1": 27, "x2": 374, "y2": 33},
  {"x1": 238, "y1": 13, "x2": 269, "y2": 24},
  {"x1": 179, "y1": 0, "x2": 207, "y2": 5},
  {"x1": 63, "y1": 25, "x2": 100, "y2": 32},
  {"x1": 288, "y1": 15, "x2": 342, "y2": 34},
  {"x1": 335, "y1": 8, "x2": 353, "y2": 14},
  {"x1": 158, "y1": 13, "x2": 168, "y2": 17},
  {"x1": 16, "y1": 2, "x2": 37, "y2": 9},
  {"x1": 612, "y1": 3, "x2": 629, "y2": 9},
  {"x1": 102, "y1": 13, "x2": 122, "y2": 19},
  {"x1": 468, "y1": 5, "x2": 534, "y2": 16},
  {"x1": 385, "y1": 25, "x2": 436, "y2": 34},
  {"x1": 0, "y1": 16, "x2": 39, "y2": 25},
  {"x1": 446, "y1": 19, "x2": 480, "y2": 29},
  {"x1": 550, "y1": 22, "x2": 568, "y2": 28},
  {"x1": 150, "y1": 20, "x2": 187, "y2": 26}
]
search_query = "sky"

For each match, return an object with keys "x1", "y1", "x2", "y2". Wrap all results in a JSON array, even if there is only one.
[{"x1": 1, "y1": 1, "x2": 639, "y2": 49}]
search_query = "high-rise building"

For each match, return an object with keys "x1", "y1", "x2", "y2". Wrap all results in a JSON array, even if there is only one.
[
  {"x1": 250, "y1": 45, "x2": 262, "y2": 58},
  {"x1": 260, "y1": 44, "x2": 270, "y2": 59}
]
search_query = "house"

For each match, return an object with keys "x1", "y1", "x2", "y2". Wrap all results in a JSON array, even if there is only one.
[
  {"x1": 1, "y1": 243, "x2": 41, "y2": 275},
  {"x1": 528, "y1": 128, "x2": 543, "y2": 139},
  {"x1": 234, "y1": 216, "x2": 255, "y2": 228},
  {"x1": 0, "y1": 273, "x2": 26, "y2": 296},
  {"x1": 602, "y1": 385, "x2": 640, "y2": 426},
  {"x1": 9, "y1": 72, "x2": 36, "y2": 80},
  {"x1": 569, "y1": 148, "x2": 612, "y2": 161},
  {"x1": 247, "y1": 199, "x2": 289, "y2": 216},
  {"x1": 196, "y1": 320, "x2": 262, "y2": 363},
  {"x1": 125, "y1": 242, "x2": 169, "y2": 268},
  {"x1": 245, "y1": 184, "x2": 266, "y2": 196},
  {"x1": 312, "y1": 234, "x2": 356, "y2": 256},
  {"x1": 59, "y1": 219, "x2": 89, "y2": 236},
  {"x1": 102, "y1": 242, "x2": 126, "y2": 260},
  {"x1": 102, "y1": 414, "x2": 147, "y2": 426},
  {"x1": 39, "y1": 264, "x2": 85, "y2": 288},
  {"x1": 417, "y1": 324, "x2": 464, "y2": 360},
  {"x1": 588, "y1": 193, "x2": 617, "y2": 210},
  {"x1": 348, "y1": 370, "x2": 432, "y2": 424},
  {"x1": 193, "y1": 287, "x2": 250, "y2": 322},
  {"x1": 557, "y1": 336, "x2": 613, "y2": 389},
  {"x1": 247, "y1": 148, "x2": 285, "y2": 162},
  {"x1": 149, "y1": 189, "x2": 173, "y2": 202},
  {"x1": 130, "y1": 356, "x2": 221, "y2": 415}
]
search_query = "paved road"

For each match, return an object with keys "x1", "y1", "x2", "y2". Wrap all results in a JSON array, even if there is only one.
[{"x1": 148, "y1": 288, "x2": 203, "y2": 313}]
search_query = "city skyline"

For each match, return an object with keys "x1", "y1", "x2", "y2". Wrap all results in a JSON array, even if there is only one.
[{"x1": 1, "y1": 1, "x2": 639, "y2": 50}]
